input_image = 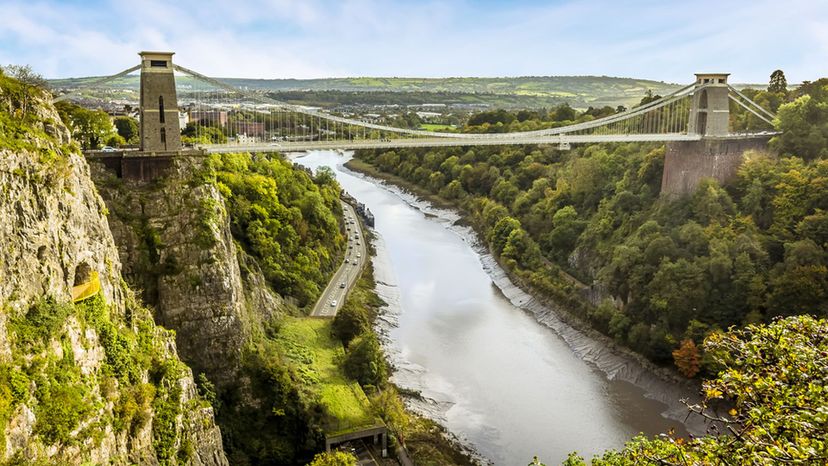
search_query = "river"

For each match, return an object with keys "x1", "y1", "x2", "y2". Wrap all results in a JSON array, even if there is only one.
[{"x1": 293, "y1": 150, "x2": 696, "y2": 465}]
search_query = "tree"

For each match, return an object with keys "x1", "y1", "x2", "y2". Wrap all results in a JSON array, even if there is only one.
[
  {"x1": 638, "y1": 89, "x2": 662, "y2": 107},
  {"x1": 671, "y1": 339, "x2": 700, "y2": 377},
  {"x1": 307, "y1": 451, "x2": 358, "y2": 466},
  {"x1": 768, "y1": 69, "x2": 788, "y2": 94},
  {"x1": 553, "y1": 103, "x2": 576, "y2": 122},
  {"x1": 332, "y1": 301, "x2": 369, "y2": 345},
  {"x1": 770, "y1": 95, "x2": 828, "y2": 160},
  {"x1": 105, "y1": 133, "x2": 126, "y2": 147},
  {"x1": 344, "y1": 333, "x2": 387, "y2": 387},
  {"x1": 55, "y1": 101, "x2": 116, "y2": 149},
  {"x1": 113, "y1": 116, "x2": 139, "y2": 143},
  {"x1": 0, "y1": 64, "x2": 47, "y2": 88}
]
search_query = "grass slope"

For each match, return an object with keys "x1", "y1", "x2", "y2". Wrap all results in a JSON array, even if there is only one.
[{"x1": 275, "y1": 317, "x2": 379, "y2": 435}]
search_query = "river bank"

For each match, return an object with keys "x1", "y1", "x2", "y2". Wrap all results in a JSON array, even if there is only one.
[{"x1": 343, "y1": 157, "x2": 706, "y2": 435}]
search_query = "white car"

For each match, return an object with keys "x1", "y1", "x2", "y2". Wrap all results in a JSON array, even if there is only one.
[
  {"x1": 330, "y1": 300, "x2": 337, "y2": 307},
  {"x1": 340, "y1": 282, "x2": 346, "y2": 288}
]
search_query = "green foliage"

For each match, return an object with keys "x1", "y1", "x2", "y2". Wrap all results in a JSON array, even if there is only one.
[
  {"x1": 211, "y1": 152, "x2": 344, "y2": 307},
  {"x1": 768, "y1": 69, "x2": 788, "y2": 94},
  {"x1": 332, "y1": 299, "x2": 370, "y2": 345},
  {"x1": 77, "y1": 294, "x2": 148, "y2": 385},
  {"x1": 32, "y1": 354, "x2": 92, "y2": 445},
  {"x1": 196, "y1": 373, "x2": 220, "y2": 413},
  {"x1": 55, "y1": 100, "x2": 115, "y2": 150},
  {"x1": 181, "y1": 122, "x2": 227, "y2": 144},
  {"x1": 307, "y1": 450, "x2": 358, "y2": 466},
  {"x1": 9, "y1": 298, "x2": 72, "y2": 352},
  {"x1": 151, "y1": 360, "x2": 185, "y2": 463},
  {"x1": 343, "y1": 333, "x2": 387, "y2": 387},
  {"x1": 221, "y1": 327, "x2": 325, "y2": 464},
  {"x1": 113, "y1": 115, "x2": 139, "y2": 143},
  {"x1": 0, "y1": 290, "x2": 210, "y2": 462},
  {"x1": 113, "y1": 383, "x2": 156, "y2": 434},
  {"x1": 0, "y1": 72, "x2": 69, "y2": 163},
  {"x1": 563, "y1": 316, "x2": 828, "y2": 465},
  {"x1": 105, "y1": 133, "x2": 126, "y2": 147},
  {"x1": 771, "y1": 94, "x2": 828, "y2": 160}
]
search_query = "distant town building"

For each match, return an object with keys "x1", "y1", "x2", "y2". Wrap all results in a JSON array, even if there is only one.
[
  {"x1": 234, "y1": 121, "x2": 265, "y2": 137},
  {"x1": 416, "y1": 111, "x2": 442, "y2": 120},
  {"x1": 236, "y1": 133, "x2": 259, "y2": 144},
  {"x1": 189, "y1": 110, "x2": 228, "y2": 127},
  {"x1": 178, "y1": 111, "x2": 189, "y2": 129}
]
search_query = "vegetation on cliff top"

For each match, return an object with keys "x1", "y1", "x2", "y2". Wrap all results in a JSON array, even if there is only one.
[
  {"x1": 0, "y1": 66, "x2": 74, "y2": 165},
  {"x1": 210, "y1": 152, "x2": 345, "y2": 308}
]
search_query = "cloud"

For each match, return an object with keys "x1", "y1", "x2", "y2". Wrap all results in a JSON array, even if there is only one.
[{"x1": 0, "y1": 0, "x2": 826, "y2": 83}]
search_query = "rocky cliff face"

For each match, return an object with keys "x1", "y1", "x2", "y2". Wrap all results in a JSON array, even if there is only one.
[
  {"x1": 90, "y1": 156, "x2": 285, "y2": 390},
  {"x1": 0, "y1": 76, "x2": 227, "y2": 465},
  {"x1": 91, "y1": 158, "x2": 248, "y2": 388}
]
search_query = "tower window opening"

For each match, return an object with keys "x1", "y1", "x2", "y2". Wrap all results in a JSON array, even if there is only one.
[
  {"x1": 150, "y1": 60, "x2": 168, "y2": 68},
  {"x1": 160, "y1": 127, "x2": 167, "y2": 145},
  {"x1": 159, "y1": 96, "x2": 165, "y2": 123}
]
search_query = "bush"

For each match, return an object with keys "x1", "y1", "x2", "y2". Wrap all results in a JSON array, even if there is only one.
[{"x1": 343, "y1": 333, "x2": 387, "y2": 387}]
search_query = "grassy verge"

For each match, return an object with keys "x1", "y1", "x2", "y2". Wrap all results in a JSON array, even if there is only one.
[
  {"x1": 274, "y1": 317, "x2": 379, "y2": 435},
  {"x1": 419, "y1": 123, "x2": 456, "y2": 131}
]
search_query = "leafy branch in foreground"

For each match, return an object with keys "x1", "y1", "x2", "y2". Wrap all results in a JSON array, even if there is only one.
[{"x1": 560, "y1": 315, "x2": 827, "y2": 465}]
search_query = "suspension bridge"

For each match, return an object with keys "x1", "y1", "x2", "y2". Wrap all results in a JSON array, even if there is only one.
[{"x1": 57, "y1": 51, "x2": 778, "y2": 195}]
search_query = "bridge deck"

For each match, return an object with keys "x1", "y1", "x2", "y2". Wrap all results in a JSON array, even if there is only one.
[{"x1": 203, "y1": 133, "x2": 705, "y2": 153}]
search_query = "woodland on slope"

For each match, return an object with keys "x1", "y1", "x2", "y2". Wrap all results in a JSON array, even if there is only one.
[{"x1": 354, "y1": 75, "x2": 828, "y2": 375}]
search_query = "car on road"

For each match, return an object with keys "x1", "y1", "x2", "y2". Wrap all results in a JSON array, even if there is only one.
[
  {"x1": 101, "y1": 146, "x2": 116, "y2": 152},
  {"x1": 330, "y1": 300, "x2": 337, "y2": 307},
  {"x1": 340, "y1": 282, "x2": 346, "y2": 288},
  {"x1": 357, "y1": 253, "x2": 361, "y2": 258},
  {"x1": 351, "y1": 259, "x2": 358, "y2": 264}
]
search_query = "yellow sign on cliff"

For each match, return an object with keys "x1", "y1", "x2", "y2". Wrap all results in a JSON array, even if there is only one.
[{"x1": 71, "y1": 270, "x2": 101, "y2": 302}]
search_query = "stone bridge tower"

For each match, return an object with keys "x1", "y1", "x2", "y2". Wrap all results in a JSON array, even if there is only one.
[
  {"x1": 139, "y1": 51, "x2": 181, "y2": 152},
  {"x1": 688, "y1": 73, "x2": 730, "y2": 136},
  {"x1": 660, "y1": 72, "x2": 771, "y2": 197}
]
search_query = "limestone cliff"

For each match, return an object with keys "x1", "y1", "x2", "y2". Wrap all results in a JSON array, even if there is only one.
[
  {"x1": 91, "y1": 158, "x2": 248, "y2": 388},
  {"x1": 90, "y1": 156, "x2": 286, "y2": 391},
  {"x1": 0, "y1": 75, "x2": 227, "y2": 465}
]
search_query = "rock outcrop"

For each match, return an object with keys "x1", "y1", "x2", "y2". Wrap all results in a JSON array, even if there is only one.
[
  {"x1": 91, "y1": 158, "x2": 248, "y2": 388},
  {"x1": 0, "y1": 76, "x2": 227, "y2": 464}
]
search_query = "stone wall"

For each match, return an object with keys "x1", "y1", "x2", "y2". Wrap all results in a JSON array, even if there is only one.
[{"x1": 661, "y1": 136, "x2": 771, "y2": 196}]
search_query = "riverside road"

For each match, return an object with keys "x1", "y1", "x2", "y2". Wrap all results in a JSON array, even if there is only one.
[{"x1": 311, "y1": 201, "x2": 368, "y2": 317}]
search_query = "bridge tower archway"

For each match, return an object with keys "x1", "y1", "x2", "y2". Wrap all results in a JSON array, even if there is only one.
[{"x1": 688, "y1": 73, "x2": 729, "y2": 137}]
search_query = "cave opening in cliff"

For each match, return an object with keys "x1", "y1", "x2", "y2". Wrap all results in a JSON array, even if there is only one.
[{"x1": 73, "y1": 262, "x2": 92, "y2": 286}]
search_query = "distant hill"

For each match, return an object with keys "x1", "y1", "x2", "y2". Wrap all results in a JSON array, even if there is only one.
[{"x1": 48, "y1": 75, "x2": 761, "y2": 109}]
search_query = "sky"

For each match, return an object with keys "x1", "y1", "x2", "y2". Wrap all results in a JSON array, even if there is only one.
[{"x1": 1, "y1": 0, "x2": 826, "y2": 83}]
